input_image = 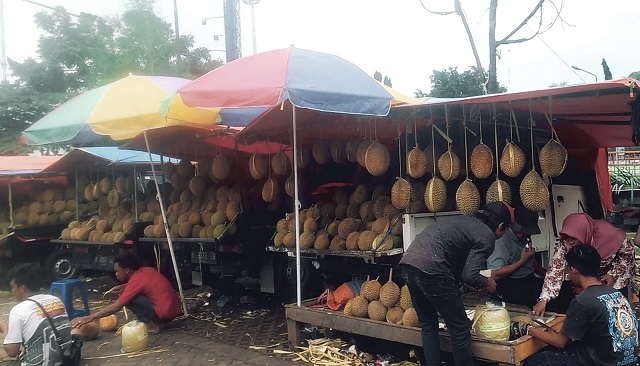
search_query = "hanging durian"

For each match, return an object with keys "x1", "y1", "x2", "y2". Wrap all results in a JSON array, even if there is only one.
[
  {"x1": 520, "y1": 115, "x2": 549, "y2": 211},
  {"x1": 539, "y1": 138, "x2": 567, "y2": 177},
  {"x1": 456, "y1": 112, "x2": 481, "y2": 215},
  {"x1": 365, "y1": 141, "x2": 390, "y2": 176}
]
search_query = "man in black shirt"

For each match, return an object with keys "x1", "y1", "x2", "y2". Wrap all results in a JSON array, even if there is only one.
[
  {"x1": 521, "y1": 244, "x2": 638, "y2": 366},
  {"x1": 400, "y1": 202, "x2": 514, "y2": 366}
]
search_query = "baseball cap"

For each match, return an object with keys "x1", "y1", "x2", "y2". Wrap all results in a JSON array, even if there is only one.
[
  {"x1": 482, "y1": 202, "x2": 515, "y2": 226},
  {"x1": 510, "y1": 206, "x2": 541, "y2": 236}
]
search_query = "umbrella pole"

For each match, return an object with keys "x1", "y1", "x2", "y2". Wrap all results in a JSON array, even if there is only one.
[
  {"x1": 7, "y1": 179, "x2": 13, "y2": 228},
  {"x1": 133, "y1": 165, "x2": 138, "y2": 220},
  {"x1": 75, "y1": 171, "x2": 79, "y2": 222},
  {"x1": 143, "y1": 131, "x2": 188, "y2": 316},
  {"x1": 292, "y1": 105, "x2": 301, "y2": 307}
]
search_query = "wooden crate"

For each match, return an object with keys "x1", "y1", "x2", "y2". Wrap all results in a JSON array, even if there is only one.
[{"x1": 285, "y1": 300, "x2": 565, "y2": 366}]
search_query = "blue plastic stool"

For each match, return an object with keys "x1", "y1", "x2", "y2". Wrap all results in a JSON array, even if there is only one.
[{"x1": 49, "y1": 279, "x2": 90, "y2": 319}]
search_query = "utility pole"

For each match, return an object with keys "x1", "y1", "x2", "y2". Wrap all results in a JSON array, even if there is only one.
[
  {"x1": 0, "y1": 0, "x2": 7, "y2": 83},
  {"x1": 173, "y1": 0, "x2": 180, "y2": 38},
  {"x1": 242, "y1": 0, "x2": 260, "y2": 55}
]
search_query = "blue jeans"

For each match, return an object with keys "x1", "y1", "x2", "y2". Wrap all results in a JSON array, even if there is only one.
[
  {"x1": 524, "y1": 346, "x2": 581, "y2": 366},
  {"x1": 401, "y1": 265, "x2": 473, "y2": 366}
]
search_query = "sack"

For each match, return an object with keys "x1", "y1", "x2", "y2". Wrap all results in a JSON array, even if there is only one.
[
  {"x1": 327, "y1": 281, "x2": 361, "y2": 311},
  {"x1": 61, "y1": 334, "x2": 83, "y2": 366}
]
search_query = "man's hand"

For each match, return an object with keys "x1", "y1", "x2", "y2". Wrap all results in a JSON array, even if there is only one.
[
  {"x1": 106, "y1": 284, "x2": 125, "y2": 296},
  {"x1": 602, "y1": 274, "x2": 615, "y2": 286},
  {"x1": 620, "y1": 207, "x2": 640, "y2": 218},
  {"x1": 533, "y1": 301, "x2": 547, "y2": 317},
  {"x1": 72, "y1": 315, "x2": 94, "y2": 329},
  {"x1": 484, "y1": 277, "x2": 497, "y2": 293},
  {"x1": 519, "y1": 247, "x2": 535, "y2": 263}
]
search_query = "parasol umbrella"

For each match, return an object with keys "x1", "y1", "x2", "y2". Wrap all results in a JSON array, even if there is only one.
[
  {"x1": 21, "y1": 74, "x2": 221, "y2": 146},
  {"x1": 173, "y1": 47, "x2": 395, "y2": 306}
]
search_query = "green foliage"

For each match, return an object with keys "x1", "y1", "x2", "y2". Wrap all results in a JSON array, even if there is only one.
[
  {"x1": 1, "y1": 2, "x2": 224, "y2": 154},
  {"x1": 549, "y1": 81, "x2": 568, "y2": 87},
  {"x1": 630, "y1": 71, "x2": 640, "y2": 80},
  {"x1": 609, "y1": 167, "x2": 640, "y2": 194},
  {"x1": 373, "y1": 71, "x2": 382, "y2": 82},
  {"x1": 373, "y1": 71, "x2": 392, "y2": 87},
  {"x1": 601, "y1": 58, "x2": 612, "y2": 81},
  {"x1": 383, "y1": 76, "x2": 392, "y2": 87},
  {"x1": 0, "y1": 84, "x2": 71, "y2": 155},
  {"x1": 428, "y1": 66, "x2": 506, "y2": 98},
  {"x1": 414, "y1": 89, "x2": 429, "y2": 98}
]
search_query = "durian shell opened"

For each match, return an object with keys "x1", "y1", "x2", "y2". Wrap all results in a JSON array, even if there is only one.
[
  {"x1": 486, "y1": 180, "x2": 512, "y2": 205},
  {"x1": 437, "y1": 148, "x2": 461, "y2": 181},
  {"x1": 424, "y1": 177, "x2": 446, "y2": 212},
  {"x1": 365, "y1": 141, "x2": 391, "y2": 176},
  {"x1": 330, "y1": 140, "x2": 347, "y2": 163},
  {"x1": 391, "y1": 178, "x2": 411, "y2": 210},
  {"x1": 312, "y1": 140, "x2": 330, "y2": 165},
  {"x1": 456, "y1": 180, "x2": 481, "y2": 216},
  {"x1": 499, "y1": 142, "x2": 526, "y2": 178},
  {"x1": 407, "y1": 148, "x2": 427, "y2": 178},
  {"x1": 249, "y1": 154, "x2": 268, "y2": 180},
  {"x1": 470, "y1": 143, "x2": 494, "y2": 179},
  {"x1": 539, "y1": 139, "x2": 568, "y2": 177},
  {"x1": 520, "y1": 170, "x2": 550, "y2": 211}
]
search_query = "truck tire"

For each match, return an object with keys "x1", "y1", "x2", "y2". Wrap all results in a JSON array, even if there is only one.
[{"x1": 45, "y1": 251, "x2": 82, "y2": 280}]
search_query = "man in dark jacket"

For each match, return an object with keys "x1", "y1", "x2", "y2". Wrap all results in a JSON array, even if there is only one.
[{"x1": 400, "y1": 202, "x2": 514, "y2": 366}]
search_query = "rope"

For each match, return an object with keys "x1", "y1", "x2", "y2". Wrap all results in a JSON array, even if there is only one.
[
  {"x1": 430, "y1": 108, "x2": 436, "y2": 175},
  {"x1": 414, "y1": 110, "x2": 418, "y2": 147},
  {"x1": 463, "y1": 105, "x2": 469, "y2": 179},
  {"x1": 479, "y1": 107, "x2": 484, "y2": 143},
  {"x1": 493, "y1": 104, "x2": 500, "y2": 181},
  {"x1": 530, "y1": 107, "x2": 536, "y2": 172},
  {"x1": 509, "y1": 100, "x2": 521, "y2": 142},
  {"x1": 398, "y1": 121, "x2": 403, "y2": 176}
]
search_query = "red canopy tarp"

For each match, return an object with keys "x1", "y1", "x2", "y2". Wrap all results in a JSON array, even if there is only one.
[{"x1": 0, "y1": 155, "x2": 62, "y2": 176}]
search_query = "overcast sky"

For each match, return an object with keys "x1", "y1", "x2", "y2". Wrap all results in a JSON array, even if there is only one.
[{"x1": 4, "y1": 0, "x2": 639, "y2": 95}]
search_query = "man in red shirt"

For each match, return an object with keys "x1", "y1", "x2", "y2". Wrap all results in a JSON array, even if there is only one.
[{"x1": 72, "y1": 254, "x2": 182, "y2": 334}]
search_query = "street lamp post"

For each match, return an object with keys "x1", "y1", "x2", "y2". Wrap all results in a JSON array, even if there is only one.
[
  {"x1": 571, "y1": 66, "x2": 598, "y2": 82},
  {"x1": 242, "y1": 0, "x2": 260, "y2": 55},
  {"x1": 0, "y1": 0, "x2": 7, "y2": 83}
]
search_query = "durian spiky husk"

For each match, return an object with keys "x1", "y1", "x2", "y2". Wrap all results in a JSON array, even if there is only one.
[
  {"x1": 407, "y1": 148, "x2": 427, "y2": 178},
  {"x1": 312, "y1": 140, "x2": 330, "y2": 165},
  {"x1": 346, "y1": 139, "x2": 362, "y2": 163},
  {"x1": 402, "y1": 307, "x2": 419, "y2": 327},
  {"x1": 357, "y1": 140, "x2": 374, "y2": 167},
  {"x1": 272, "y1": 152, "x2": 289, "y2": 176},
  {"x1": 344, "y1": 299, "x2": 354, "y2": 316},
  {"x1": 368, "y1": 301, "x2": 387, "y2": 321},
  {"x1": 470, "y1": 143, "x2": 494, "y2": 179},
  {"x1": 361, "y1": 278, "x2": 381, "y2": 301},
  {"x1": 456, "y1": 179, "x2": 481, "y2": 216},
  {"x1": 261, "y1": 178, "x2": 278, "y2": 203},
  {"x1": 437, "y1": 148, "x2": 461, "y2": 181},
  {"x1": 520, "y1": 170, "x2": 549, "y2": 211},
  {"x1": 212, "y1": 155, "x2": 231, "y2": 180},
  {"x1": 351, "y1": 295, "x2": 369, "y2": 318},
  {"x1": 285, "y1": 175, "x2": 295, "y2": 198},
  {"x1": 386, "y1": 306, "x2": 404, "y2": 324},
  {"x1": 380, "y1": 274, "x2": 400, "y2": 308},
  {"x1": 391, "y1": 178, "x2": 411, "y2": 210},
  {"x1": 424, "y1": 144, "x2": 440, "y2": 175},
  {"x1": 499, "y1": 142, "x2": 526, "y2": 178},
  {"x1": 249, "y1": 154, "x2": 268, "y2": 180},
  {"x1": 330, "y1": 140, "x2": 347, "y2": 163},
  {"x1": 400, "y1": 285, "x2": 413, "y2": 310},
  {"x1": 424, "y1": 177, "x2": 446, "y2": 212},
  {"x1": 365, "y1": 141, "x2": 391, "y2": 176},
  {"x1": 486, "y1": 180, "x2": 512, "y2": 205},
  {"x1": 539, "y1": 139, "x2": 568, "y2": 178}
]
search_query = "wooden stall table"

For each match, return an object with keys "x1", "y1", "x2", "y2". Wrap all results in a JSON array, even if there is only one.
[{"x1": 286, "y1": 299, "x2": 565, "y2": 366}]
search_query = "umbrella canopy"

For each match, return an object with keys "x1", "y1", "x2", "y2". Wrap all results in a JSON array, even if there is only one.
[
  {"x1": 21, "y1": 75, "x2": 207, "y2": 145},
  {"x1": 173, "y1": 47, "x2": 394, "y2": 130}
]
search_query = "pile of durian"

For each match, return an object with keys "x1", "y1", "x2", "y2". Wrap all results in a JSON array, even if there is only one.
[
  {"x1": 2, "y1": 187, "x2": 79, "y2": 231},
  {"x1": 60, "y1": 176, "x2": 137, "y2": 242},
  {"x1": 141, "y1": 160, "x2": 239, "y2": 240},
  {"x1": 272, "y1": 184, "x2": 403, "y2": 251},
  {"x1": 344, "y1": 271, "x2": 418, "y2": 327}
]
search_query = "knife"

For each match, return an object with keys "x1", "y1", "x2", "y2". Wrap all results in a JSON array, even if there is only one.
[{"x1": 532, "y1": 318, "x2": 555, "y2": 332}]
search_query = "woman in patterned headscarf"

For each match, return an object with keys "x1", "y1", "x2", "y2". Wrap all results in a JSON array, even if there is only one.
[{"x1": 533, "y1": 213, "x2": 636, "y2": 316}]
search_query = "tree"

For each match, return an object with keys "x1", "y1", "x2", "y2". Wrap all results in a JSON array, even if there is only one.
[
  {"x1": 1, "y1": 2, "x2": 224, "y2": 154},
  {"x1": 549, "y1": 81, "x2": 568, "y2": 87},
  {"x1": 383, "y1": 76, "x2": 392, "y2": 87},
  {"x1": 427, "y1": 66, "x2": 506, "y2": 98},
  {"x1": 373, "y1": 71, "x2": 382, "y2": 82},
  {"x1": 630, "y1": 71, "x2": 640, "y2": 80},
  {"x1": 373, "y1": 71, "x2": 392, "y2": 87},
  {"x1": 420, "y1": 0, "x2": 568, "y2": 94},
  {"x1": 601, "y1": 58, "x2": 612, "y2": 80}
]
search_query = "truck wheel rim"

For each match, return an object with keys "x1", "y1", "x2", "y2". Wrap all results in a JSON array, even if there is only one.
[{"x1": 54, "y1": 258, "x2": 73, "y2": 277}]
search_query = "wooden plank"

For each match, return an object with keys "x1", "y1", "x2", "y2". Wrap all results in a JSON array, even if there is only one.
[{"x1": 285, "y1": 303, "x2": 566, "y2": 366}]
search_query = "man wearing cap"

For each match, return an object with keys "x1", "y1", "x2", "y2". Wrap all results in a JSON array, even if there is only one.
[
  {"x1": 487, "y1": 206, "x2": 548, "y2": 309},
  {"x1": 400, "y1": 202, "x2": 513, "y2": 366}
]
